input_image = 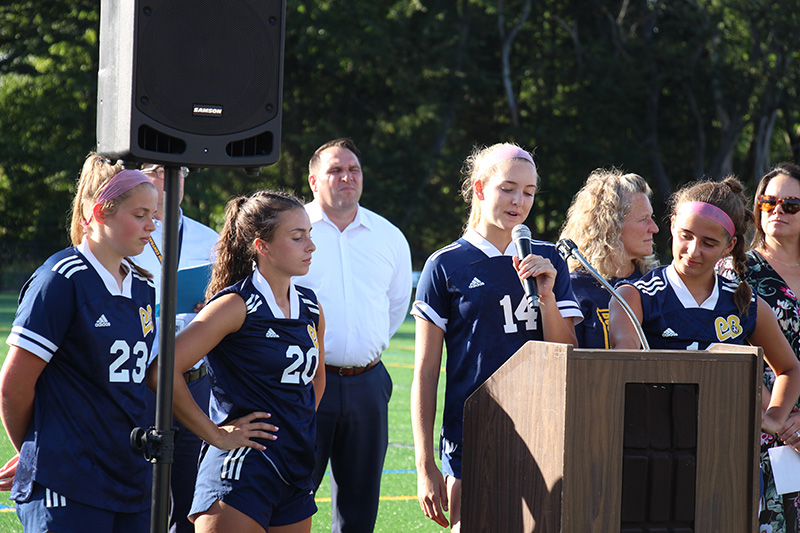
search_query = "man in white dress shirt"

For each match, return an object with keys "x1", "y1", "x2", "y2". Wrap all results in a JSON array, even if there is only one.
[
  {"x1": 296, "y1": 138, "x2": 412, "y2": 532},
  {"x1": 131, "y1": 164, "x2": 219, "y2": 533}
]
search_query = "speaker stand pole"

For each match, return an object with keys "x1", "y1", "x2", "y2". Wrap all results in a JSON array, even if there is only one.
[{"x1": 150, "y1": 166, "x2": 181, "y2": 533}]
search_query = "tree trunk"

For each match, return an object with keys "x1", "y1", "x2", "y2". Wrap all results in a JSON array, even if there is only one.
[{"x1": 498, "y1": 0, "x2": 532, "y2": 128}]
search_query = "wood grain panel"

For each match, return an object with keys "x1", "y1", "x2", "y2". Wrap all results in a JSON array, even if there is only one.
[{"x1": 462, "y1": 342, "x2": 761, "y2": 533}]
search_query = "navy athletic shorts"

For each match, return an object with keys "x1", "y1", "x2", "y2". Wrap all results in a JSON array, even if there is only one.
[
  {"x1": 16, "y1": 482, "x2": 149, "y2": 533},
  {"x1": 440, "y1": 435, "x2": 462, "y2": 479},
  {"x1": 190, "y1": 445, "x2": 316, "y2": 529}
]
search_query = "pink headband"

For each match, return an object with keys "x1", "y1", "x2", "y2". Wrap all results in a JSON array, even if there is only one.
[
  {"x1": 683, "y1": 201, "x2": 735, "y2": 236},
  {"x1": 95, "y1": 169, "x2": 152, "y2": 206},
  {"x1": 476, "y1": 145, "x2": 536, "y2": 178},
  {"x1": 82, "y1": 169, "x2": 152, "y2": 228}
]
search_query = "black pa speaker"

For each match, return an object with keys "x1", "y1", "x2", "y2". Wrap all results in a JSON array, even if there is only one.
[{"x1": 97, "y1": 0, "x2": 285, "y2": 168}]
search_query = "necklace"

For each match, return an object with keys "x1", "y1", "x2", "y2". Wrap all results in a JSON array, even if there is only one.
[{"x1": 761, "y1": 248, "x2": 800, "y2": 268}]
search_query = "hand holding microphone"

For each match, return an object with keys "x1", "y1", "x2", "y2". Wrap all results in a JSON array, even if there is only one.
[{"x1": 512, "y1": 224, "x2": 540, "y2": 308}]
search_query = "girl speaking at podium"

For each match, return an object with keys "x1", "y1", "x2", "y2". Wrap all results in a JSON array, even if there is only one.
[{"x1": 411, "y1": 143, "x2": 582, "y2": 530}]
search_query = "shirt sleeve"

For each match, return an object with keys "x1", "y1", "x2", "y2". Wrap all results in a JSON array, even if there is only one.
[
  {"x1": 551, "y1": 249, "x2": 583, "y2": 324},
  {"x1": 387, "y1": 231, "x2": 413, "y2": 337},
  {"x1": 7, "y1": 265, "x2": 75, "y2": 362},
  {"x1": 411, "y1": 252, "x2": 449, "y2": 332}
]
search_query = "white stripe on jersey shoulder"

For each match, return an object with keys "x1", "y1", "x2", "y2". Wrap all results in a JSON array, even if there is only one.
[
  {"x1": 634, "y1": 275, "x2": 667, "y2": 296},
  {"x1": 221, "y1": 447, "x2": 251, "y2": 481},
  {"x1": 720, "y1": 278, "x2": 738, "y2": 293},
  {"x1": 131, "y1": 270, "x2": 156, "y2": 288},
  {"x1": 719, "y1": 277, "x2": 755, "y2": 301},
  {"x1": 52, "y1": 254, "x2": 88, "y2": 279},
  {"x1": 52, "y1": 254, "x2": 80, "y2": 271},
  {"x1": 427, "y1": 241, "x2": 462, "y2": 263},
  {"x1": 245, "y1": 293, "x2": 263, "y2": 314},
  {"x1": 300, "y1": 297, "x2": 320, "y2": 314}
]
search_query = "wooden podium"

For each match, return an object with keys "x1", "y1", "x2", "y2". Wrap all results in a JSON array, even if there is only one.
[{"x1": 461, "y1": 341, "x2": 762, "y2": 532}]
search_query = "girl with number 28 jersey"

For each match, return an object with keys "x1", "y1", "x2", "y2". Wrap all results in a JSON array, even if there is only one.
[{"x1": 610, "y1": 177, "x2": 800, "y2": 449}]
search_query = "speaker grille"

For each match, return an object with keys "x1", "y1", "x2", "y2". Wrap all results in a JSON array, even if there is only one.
[
  {"x1": 135, "y1": 0, "x2": 281, "y2": 136},
  {"x1": 138, "y1": 125, "x2": 187, "y2": 154},
  {"x1": 226, "y1": 132, "x2": 274, "y2": 157}
]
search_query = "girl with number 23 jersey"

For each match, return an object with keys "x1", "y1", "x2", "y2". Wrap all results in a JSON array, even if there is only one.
[{"x1": 1, "y1": 155, "x2": 158, "y2": 532}]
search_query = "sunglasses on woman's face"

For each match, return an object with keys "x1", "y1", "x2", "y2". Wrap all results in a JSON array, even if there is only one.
[{"x1": 757, "y1": 195, "x2": 800, "y2": 215}]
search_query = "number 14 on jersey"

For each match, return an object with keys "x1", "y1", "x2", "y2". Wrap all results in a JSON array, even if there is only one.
[{"x1": 499, "y1": 294, "x2": 538, "y2": 333}]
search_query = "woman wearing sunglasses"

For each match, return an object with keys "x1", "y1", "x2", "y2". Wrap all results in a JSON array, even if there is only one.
[{"x1": 737, "y1": 163, "x2": 800, "y2": 532}]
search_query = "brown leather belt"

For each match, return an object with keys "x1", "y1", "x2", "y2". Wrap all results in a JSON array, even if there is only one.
[
  {"x1": 325, "y1": 359, "x2": 380, "y2": 377},
  {"x1": 184, "y1": 363, "x2": 208, "y2": 384}
]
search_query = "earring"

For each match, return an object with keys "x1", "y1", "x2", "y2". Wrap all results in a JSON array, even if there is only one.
[{"x1": 474, "y1": 181, "x2": 484, "y2": 201}]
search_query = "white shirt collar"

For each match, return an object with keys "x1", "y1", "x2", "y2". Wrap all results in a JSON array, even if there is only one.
[
  {"x1": 252, "y1": 267, "x2": 299, "y2": 319},
  {"x1": 666, "y1": 263, "x2": 719, "y2": 310},
  {"x1": 78, "y1": 240, "x2": 133, "y2": 297},
  {"x1": 463, "y1": 227, "x2": 516, "y2": 258}
]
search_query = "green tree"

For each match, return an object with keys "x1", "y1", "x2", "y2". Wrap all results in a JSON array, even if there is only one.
[
  {"x1": 4, "y1": 0, "x2": 800, "y2": 280},
  {"x1": 0, "y1": 1, "x2": 99, "y2": 244}
]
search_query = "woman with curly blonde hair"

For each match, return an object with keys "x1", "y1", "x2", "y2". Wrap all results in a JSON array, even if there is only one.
[{"x1": 559, "y1": 169, "x2": 659, "y2": 348}]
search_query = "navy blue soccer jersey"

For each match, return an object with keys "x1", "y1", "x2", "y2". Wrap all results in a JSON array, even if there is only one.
[
  {"x1": 571, "y1": 268, "x2": 643, "y2": 349},
  {"x1": 205, "y1": 269, "x2": 321, "y2": 489},
  {"x1": 412, "y1": 229, "x2": 582, "y2": 446},
  {"x1": 618, "y1": 264, "x2": 758, "y2": 350},
  {"x1": 6, "y1": 241, "x2": 156, "y2": 512}
]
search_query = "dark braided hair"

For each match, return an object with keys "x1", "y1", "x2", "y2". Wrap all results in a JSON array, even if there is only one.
[
  {"x1": 669, "y1": 176, "x2": 754, "y2": 314},
  {"x1": 206, "y1": 190, "x2": 305, "y2": 299}
]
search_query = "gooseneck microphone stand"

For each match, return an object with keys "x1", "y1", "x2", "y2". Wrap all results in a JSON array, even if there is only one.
[
  {"x1": 130, "y1": 166, "x2": 181, "y2": 532},
  {"x1": 555, "y1": 238, "x2": 651, "y2": 350}
]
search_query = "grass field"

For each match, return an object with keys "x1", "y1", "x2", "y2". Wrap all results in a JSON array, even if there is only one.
[{"x1": 0, "y1": 291, "x2": 447, "y2": 532}]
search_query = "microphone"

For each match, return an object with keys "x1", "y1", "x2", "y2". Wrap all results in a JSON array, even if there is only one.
[
  {"x1": 554, "y1": 238, "x2": 580, "y2": 263},
  {"x1": 511, "y1": 224, "x2": 539, "y2": 308},
  {"x1": 555, "y1": 238, "x2": 650, "y2": 350}
]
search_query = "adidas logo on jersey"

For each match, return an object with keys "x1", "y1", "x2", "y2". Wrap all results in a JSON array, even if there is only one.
[
  {"x1": 94, "y1": 315, "x2": 111, "y2": 328},
  {"x1": 468, "y1": 277, "x2": 485, "y2": 289},
  {"x1": 661, "y1": 328, "x2": 678, "y2": 338},
  {"x1": 265, "y1": 328, "x2": 280, "y2": 339}
]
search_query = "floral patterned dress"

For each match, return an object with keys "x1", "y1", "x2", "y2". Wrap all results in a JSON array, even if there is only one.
[{"x1": 743, "y1": 250, "x2": 800, "y2": 533}]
